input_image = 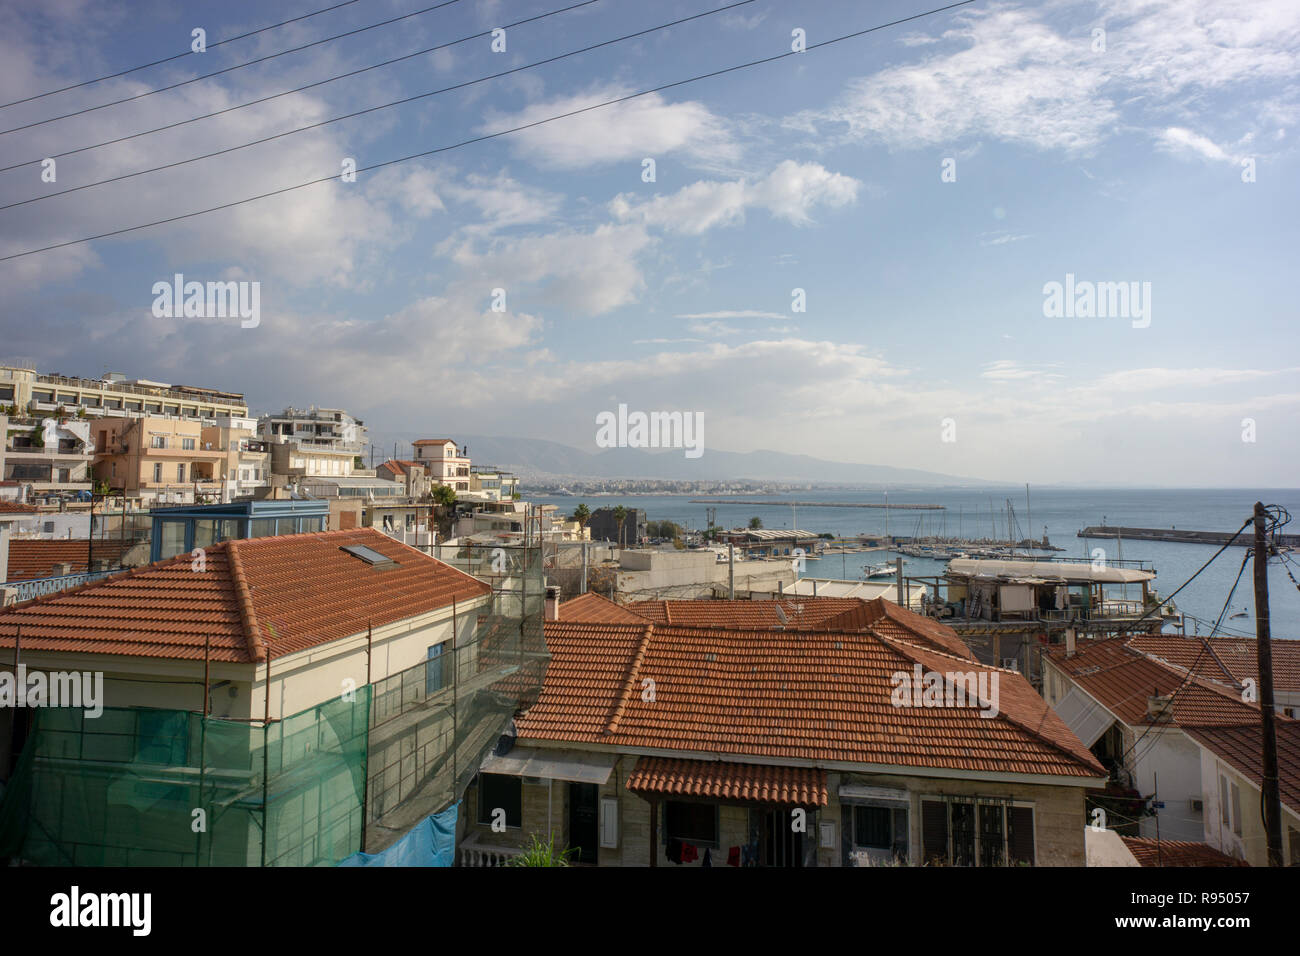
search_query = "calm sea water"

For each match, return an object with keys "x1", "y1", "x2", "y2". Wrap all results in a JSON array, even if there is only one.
[{"x1": 529, "y1": 487, "x2": 1300, "y2": 636}]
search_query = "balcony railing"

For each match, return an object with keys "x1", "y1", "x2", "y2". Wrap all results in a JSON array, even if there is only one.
[
  {"x1": 458, "y1": 835, "x2": 526, "y2": 867},
  {"x1": 1, "y1": 569, "x2": 120, "y2": 605}
]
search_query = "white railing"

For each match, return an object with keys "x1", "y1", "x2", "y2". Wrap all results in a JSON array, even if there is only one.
[{"x1": 458, "y1": 837, "x2": 526, "y2": 867}]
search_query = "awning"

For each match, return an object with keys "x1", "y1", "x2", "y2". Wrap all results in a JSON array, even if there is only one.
[
  {"x1": 478, "y1": 747, "x2": 618, "y2": 785},
  {"x1": 626, "y1": 757, "x2": 828, "y2": 807}
]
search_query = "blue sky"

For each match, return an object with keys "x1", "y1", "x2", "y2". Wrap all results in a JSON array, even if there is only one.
[{"x1": 0, "y1": 0, "x2": 1296, "y2": 485}]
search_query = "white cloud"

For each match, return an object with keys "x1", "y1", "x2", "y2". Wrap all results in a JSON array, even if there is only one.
[
  {"x1": 480, "y1": 86, "x2": 738, "y2": 170},
  {"x1": 1156, "y1": 127, "x2": 1235, "y2": 163},
  {"x1": 611, "y1": 161, "x2": 859, "y2": 234}
]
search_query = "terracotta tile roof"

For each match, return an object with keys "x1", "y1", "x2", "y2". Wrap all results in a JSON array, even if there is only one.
[
  {"x1": 4, "y1": 539, "x2": 132, "y2": 581},
  {"x1": 0, "y1": 528, "x2": 490, "y2": 664},
  {"x1": 378, "y1": 459, "x2": 423, "y2": 477},
  {"x1": 518, "y1": 621, "x2": 1104, "y2": 781},
  {"x1": 1184, "y1": 722, "x2": 1300, "y2": 817},
  {"x1": 1120, "y1": 837, "x2": 1249, "y2": 867},
  {"x1": 1046, "y1": 639, "x2": 1266, "y2": 728},
  {"x1": 1126, "y1": 633, "x2": 1300, "y2": 695},
  {"x1": 0, "y1": 501, "x2": 38, "y2": 515},
  {"x1": 412, "y1": 439, "x2": 455, "y2": 446},
  {"x1": 626, "y1": 756, "x2": 828, "y2": 806},
  {"x1": 556, "y1": 592, "x2": 647, "y2": 624},
  {"x1": 625, "y1": 597, "x2": 975, "y2": 660}
]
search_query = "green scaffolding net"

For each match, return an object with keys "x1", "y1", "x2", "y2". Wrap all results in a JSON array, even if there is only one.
[{"x1": 0, "y1": 689, "x2": 370, "y2": 867}]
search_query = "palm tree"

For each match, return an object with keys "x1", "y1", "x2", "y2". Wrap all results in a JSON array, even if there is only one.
[
  {"x1": 612, "y1": 505, "x2": 628, "y2": 549},
  {"x1": 432, "y1": 484, "x2": 457, "y2": 507},
  {"x1": 572, "y1": 503, "x2": 590, "y2": 531}
]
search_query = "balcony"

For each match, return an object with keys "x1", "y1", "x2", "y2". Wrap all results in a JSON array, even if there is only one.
[{"x1": 458, "y1": 835, "x2": 526, "y2": 867}]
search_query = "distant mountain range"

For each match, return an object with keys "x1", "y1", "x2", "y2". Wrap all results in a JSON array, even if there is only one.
[{"x1": 385, "y1": 434, "x2": 999, "y2": 486}]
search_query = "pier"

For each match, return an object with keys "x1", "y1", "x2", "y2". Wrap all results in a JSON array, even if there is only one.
[{"x1": 1079, "y1": 525, "x2": 1300, "y2": 547}]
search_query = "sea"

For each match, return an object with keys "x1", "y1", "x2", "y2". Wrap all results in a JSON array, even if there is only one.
[{"x1": 527, "y1": 487, "x2": 1300, "y2": 637}]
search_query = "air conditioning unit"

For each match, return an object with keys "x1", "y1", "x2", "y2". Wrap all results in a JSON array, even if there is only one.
[{"x1": 1001, "y1": 658, "x2": 1019, "y2": 672}]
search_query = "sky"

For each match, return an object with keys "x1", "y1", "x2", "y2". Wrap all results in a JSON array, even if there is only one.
[{"x1": 0, "y1": 0, "x2": 1296, "y2": 486}]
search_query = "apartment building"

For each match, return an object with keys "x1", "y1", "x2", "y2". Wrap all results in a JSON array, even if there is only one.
[
  {"x1": 413, "y1": 439, "x2": 470, "y2": 492},
  {"x1": 91, "y1": 416, "x2": 225, "y2": 504},
  {"x1": 1, "y1": 413, "x2": 95, "y2": 495},
  {"x1": 0, "y1": 360, "x2": 247, "y2": 421},
  {"x1": 200, "y1": 416, "x2": 269, "y2": 501},
  {"x1": 259, "y1": 406, "x2": 366, "y2": 452},
  {"x1": 469, "y1": 466, "x2": 519, "y2": 502}
]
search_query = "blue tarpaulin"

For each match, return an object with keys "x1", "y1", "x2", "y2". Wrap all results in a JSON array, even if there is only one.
[{"x1": 338, "y1": 803, "x2": 459, "y2": 867}]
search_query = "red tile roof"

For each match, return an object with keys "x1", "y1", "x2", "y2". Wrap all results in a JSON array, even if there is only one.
[
  {"x1": 1184, "y1": 722, "x2": 1300, "y2": 817},
  {"x1": 412, "y1": 439, "x2": 455, "y2": 446},
  {"x1": 624, "y1": 597, "x2": 975, "y2": 660},
  {"x1": 4, "y1": 539, "x2": 132, "y2": 581},
  {"x1": 1120, "y1": 837, "x2": 1249, "y2": 867},
  {"x1": 1127, "y1": 633, "x2": 1300, "y2": 695},
  {"x1": 556, "y1": 592, "x2": 647, "y2": 624},
  {"x1": 518, "y1": 621, "x2": 1104, "y2": 781},
  {"x1": 626, "y1": 757, "x2": 828, "y2": 806},
  {"x1": 378, "y1": 459, "x2": 423, "y2": 478},
  {"x1": 0, "y1": 528, "x2": 490, "y2": 664},
  {"x1": 1046, "y1": 639, "x2": 1267, "y2": 728}
]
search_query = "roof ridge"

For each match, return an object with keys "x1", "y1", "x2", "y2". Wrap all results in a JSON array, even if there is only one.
[
  {"x1": 226, "y1": 538, "x2": 267, "y2": 662},
  {"x1": 605, "y1": 624, "x2": 655, "y2": 736}
]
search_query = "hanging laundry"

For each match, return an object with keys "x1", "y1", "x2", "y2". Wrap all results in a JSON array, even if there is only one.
[
  {"x1": 702, "y1": 848, "x2": 712, "y2": 867},
  {"x1": 681, "y1": 842, "x2": 699, "y2": 864},
  {"x1": 667, "y1": 838, "x2": 683, "y2": 864},
  {"x1": 726, "y1": 846, "x2": 740, "y2": 867}
]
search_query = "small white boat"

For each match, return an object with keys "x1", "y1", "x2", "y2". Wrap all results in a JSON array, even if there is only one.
[{"x1": 862, "y1": 562, "x2": 900, "y2": 579}]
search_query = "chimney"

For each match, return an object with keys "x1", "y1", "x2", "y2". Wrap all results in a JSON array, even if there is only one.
[
  {"x1": 1147, "y1": 694, "x2": 1173, "y2": 721},
  {"x1": 1064, "y1": 627, "x2": 1077, "y2": 658},
  {"x1": 53, "y1": 562, "x2": 73, "y2": 576},
  {"x1": 545, "y1": 585, "x2": 561, "y2": 621}
]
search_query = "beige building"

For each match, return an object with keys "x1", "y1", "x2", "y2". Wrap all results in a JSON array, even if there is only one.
[
  {"x1": 200, "y1": 416, "x2": 269, "y2": 501},
  {"x1": 459, "y1": 593, "x2": 1105, "y2": 867},
  {"x1": 0, "y1": 361, "x2": 247, "y2": 421},
  {"x1": 413, "y1": 439, "x2": 470, "y2": 492},
  {"x1": 91, "y1": 416, "x2": 226, "y2": 504}
]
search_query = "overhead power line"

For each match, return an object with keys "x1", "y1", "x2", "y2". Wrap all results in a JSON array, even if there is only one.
[
  {"x1": 0, "y1": 0, "x2": 977, "y2": 263},
  {"x1": 0, "y1": 0, "x2": 744, "y2": 211},
  {"x1": 0, "y1": 0, "x2": 465, "y2": 135},
  {"x1": 0, "y1": 0, "x2": 605, "y2": 177},
  {"x1": 0, "y1": 0, "x2": 364, "y2": 109}
]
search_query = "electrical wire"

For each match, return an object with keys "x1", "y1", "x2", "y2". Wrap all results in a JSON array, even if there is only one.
[
  {"x1": 0, "y1": 0, "x2": 365, "y2": 109},
  {"x1": 1, "y1": 0, "x2": 740, "y2": 211},
  {"x1": 0, "y1": 0, "x2": 466, "y2": 134},
  {"x1": 0, "y1": 0, "x2": 977, "y2": 263},
  {"x1": 0, "y1": 0, "x2": 604, "y2": 176}
]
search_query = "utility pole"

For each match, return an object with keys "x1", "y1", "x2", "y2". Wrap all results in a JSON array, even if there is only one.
[
  {"x1": 728, "y1": 544, "x2": 735, "y2": 600},
  {"x1": 1252, "y1": 501, "x2": 1284, "y2": 866}
]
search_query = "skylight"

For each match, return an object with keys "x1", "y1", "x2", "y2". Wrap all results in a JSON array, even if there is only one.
[{"x1": 340, "y1": 544, "x2": 398, "y2": 569}]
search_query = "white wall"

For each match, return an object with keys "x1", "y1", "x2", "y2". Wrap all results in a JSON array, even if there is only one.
[{"x1": 1133, "y1": 729, "x2": 1205, "y2": 842}]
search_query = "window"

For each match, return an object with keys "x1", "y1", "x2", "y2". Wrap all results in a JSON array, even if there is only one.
[
  {"x1": 176, "y1": 463, "x2": 185, "y2": 482},
  {"x1": 152, "y1": 463, "x2": 162, "y2": 483},
  {"x1": 1220, "y1": 775, "x2": 1230, "y2": 828},
  {"x1": 921, "y1": 798, "x2": 1034, "y2": 866},
  {"x1": 1231, "y1": 782, "x2": 1242, "y2": 837},
  {"x1": 111, "y1": 462, "x2": 116, "y2": 477},
  {"x1": 151, "y1": 435, "x2": 166, "y2": 448},
  {"x1": 182, "y1": 438, "x2": 195, "y2": 450},
  {"x1": 477, "y1": 774, "x2": 522, "y2": 828},
  {"x1": 665, "y1": 801, "x2": 718, "y2": 846},
  {"x1": 425, "y1": 643, "x2": 445, "y2": 694},
  {"x1": 853, "y1": 806, "x2": 894, "y2": 849}
]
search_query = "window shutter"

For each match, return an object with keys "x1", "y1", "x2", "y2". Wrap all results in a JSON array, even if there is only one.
[
  {"x1": 600, "y1": 796, "x2": 619, "y2": 849},
  {"x1": 922, "y1": 800, "x2": 948, "y2": 864},
  {"x1": 1007, "y1": 806, "x2": 1035, "y2": 865}
]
